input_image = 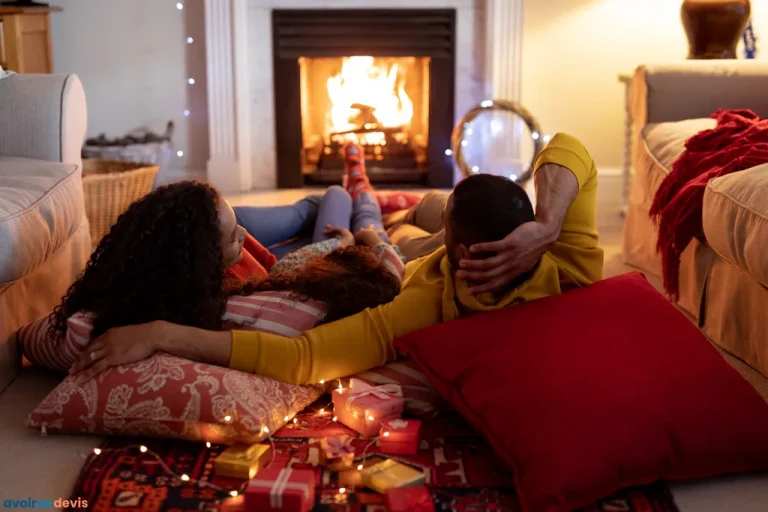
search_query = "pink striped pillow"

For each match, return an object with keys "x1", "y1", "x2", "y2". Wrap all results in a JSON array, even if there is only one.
[
  {"x1": 346, "y1": 358, "x2": 448, "y2": 418},
  {"x1": 19, "y1": 293, "x2": 328, "y2": 374}
]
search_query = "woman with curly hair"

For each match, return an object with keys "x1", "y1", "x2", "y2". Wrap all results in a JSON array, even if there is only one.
[{"x1": 48, "y1": 178, "x2": 403, "y2": 345}]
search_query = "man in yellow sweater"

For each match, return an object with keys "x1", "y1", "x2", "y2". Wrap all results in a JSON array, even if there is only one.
[{"x1": 71, "y1": 133, "x2": 603, "y2": 384}]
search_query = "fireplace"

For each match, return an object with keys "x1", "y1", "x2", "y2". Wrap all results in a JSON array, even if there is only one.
[{"x1": 272, "y1": 9, "x2": 456, "y2": 188}]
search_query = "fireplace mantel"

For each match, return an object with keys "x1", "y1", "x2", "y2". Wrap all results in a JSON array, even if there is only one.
[{"x1": 203, "y1": 0, "x2": 523, "y2": 191}]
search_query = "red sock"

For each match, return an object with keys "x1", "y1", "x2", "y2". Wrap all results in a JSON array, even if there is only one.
[{"x1": 343, "y1": 142, "x2": 373, "y2": 199}]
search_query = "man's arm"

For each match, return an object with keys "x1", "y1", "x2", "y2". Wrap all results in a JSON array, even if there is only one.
[{"x1": 457, "y1": 133, "x2": 602, "y2": 292}]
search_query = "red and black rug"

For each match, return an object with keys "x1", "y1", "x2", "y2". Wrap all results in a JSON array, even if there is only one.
[{"x1": 70, "y1": 405, "x2": 678, "y2": 512}]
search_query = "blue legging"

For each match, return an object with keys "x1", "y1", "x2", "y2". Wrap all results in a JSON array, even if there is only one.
[{"x1": 233, "y1": 186, "x2": 387, "y2": 259}]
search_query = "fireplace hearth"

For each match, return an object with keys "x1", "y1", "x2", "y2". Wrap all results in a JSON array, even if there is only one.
[{"x1": 272, "y1": 9, "x2": 456, "y2": 188}]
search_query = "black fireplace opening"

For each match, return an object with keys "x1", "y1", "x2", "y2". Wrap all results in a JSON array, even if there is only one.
[{"x1": 272, "y1": 9, "x2": 456, "y2": 188}]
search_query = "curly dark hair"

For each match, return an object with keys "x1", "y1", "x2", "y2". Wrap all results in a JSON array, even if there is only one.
[
  {"x1": 229, "y1": 245, "x2": 401, "y2": 323},
  {"x1": 49, "y1": 181, "x2": 229, "y2": 340}
]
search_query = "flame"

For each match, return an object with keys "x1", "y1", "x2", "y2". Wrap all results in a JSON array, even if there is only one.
[{"x1": 326, "y1": 56, "x2": 414, "y2": 142}]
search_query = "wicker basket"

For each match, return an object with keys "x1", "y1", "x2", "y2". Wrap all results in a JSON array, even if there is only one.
[{"x1": 82, "y1": 159, "x2": 159, "y2": 248}]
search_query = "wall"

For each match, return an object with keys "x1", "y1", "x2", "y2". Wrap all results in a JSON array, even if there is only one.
[
  {"x1": 521, "y1": 0, "x2": 768, "y2": 170},
  {"x1": 50, "y1": 0, "x2": 208, "y2": 179}
]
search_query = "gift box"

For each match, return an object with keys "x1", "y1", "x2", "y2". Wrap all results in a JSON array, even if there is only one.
[
  {"x1": 245, "y1": 467, "x2": 315, "y2": 512},
  {"x1": 377, "y1": 418, "x2": 421, "y2": 455},
  {"x1": 361, "y1": 459, "x2": 425, "y2": 494},
  {"x1": 319, "y1": 435, "x2": 355, "y2": 471},
  {"x1": 385, "y1": 486, "x2": 435, "y2": 512},
  {"x1": 332, "y1": 378, "x2": 404, "y2": 437},
  {"x1": 214, "y1": 443, "x2": 272, "y2": 479}
]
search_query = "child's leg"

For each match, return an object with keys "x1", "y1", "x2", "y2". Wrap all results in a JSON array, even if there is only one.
[{"x1": 311, "y1": 186, "x2": 353, "y2": 243}]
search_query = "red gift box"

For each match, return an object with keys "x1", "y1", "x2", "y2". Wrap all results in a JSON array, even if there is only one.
[
  {"x1": 378, "y1": 418, "x2": 421, "y2": 455},
  {"x1": 332, "y1": 378, "x2": 404, "y2": 437},
  {"x1": 385, "y1": 486, "x2": 434, "y2": 512},
  {"x1": 245, "y1": 467, "x2": 315, "y2": 512}
]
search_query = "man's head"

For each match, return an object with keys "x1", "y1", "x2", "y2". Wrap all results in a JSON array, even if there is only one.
[{"x1": 443, "y1": 174, "x2": 535, "y2": 271}]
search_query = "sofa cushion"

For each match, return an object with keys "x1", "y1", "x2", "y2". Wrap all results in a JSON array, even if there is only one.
[
  {"x1": 642, "y1": 118, "x2": 716, "y2": 172},
  {"x1": 0, "y1": 157, "x2": 86, "y2": 285},
  {"x1": 703, "y1": 163, "x2": 768, "y2": 287}
]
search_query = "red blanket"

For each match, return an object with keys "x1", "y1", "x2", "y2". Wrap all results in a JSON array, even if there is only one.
[{"x1": 650, "y1": 109, "x2": 768, "y2": 298}]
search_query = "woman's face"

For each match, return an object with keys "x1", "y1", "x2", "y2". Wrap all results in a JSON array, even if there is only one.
[{"x1": 218, "y1": 200, "x2": 247, "y2": 268}]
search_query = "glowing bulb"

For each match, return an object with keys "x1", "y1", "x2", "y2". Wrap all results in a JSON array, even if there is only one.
[
  {"x1": 187, "y1": 78, "x2": 195, "y2": 85},
  {"x1": 284, "y1": 416, "x2": 290, "y2": 422},
  {"x1": 357, "y1": 464, "x2": 364, "y2": 471},
  {"x1": 206, "y1": 442, "x2": 211, "y2": 448},
  {"x1": 176, "y1": 2, "x2": 184, "y2": 10},
  {"x1": 471, "y1": 166, "x2": 479, "y2": 174},
  {"x1": 444, "y1": 149, "x2": 453, "y2": 156},
  {"x1": 262, "y1": 426, "x2": 270, "y2": 434},
  {"x1": 183, "y1": 109, "x2": 190, "y2": 117},
  {"x1": 319, "y1": 379, "x2": 325, "y2": 385},
  {"x1": 543, "y1": 134, "x2": 552, "y2": 143},
  {"x1": 139, "y1": 445, "x2": 148, "y2": 453},
  {"x1": 339, "y1": 487, "x2": 347, "y2": 494},
  {"x1": 332, "y1": 416, "x2": 338, "y2": 422},
  {"x1": 461, "y1": 140, "x2": 468, "y2": 147},
  {"x1": 532, "y1": 132, "x2": 540, "y2": 140},
  {"x1": 187, "y1": 37, "x2": 194, "y2": 44},
  {"x1": 293, "y1": 418, "x2": 298, "y2": 424},
  {"x1": 224, "y1": 415, "x2": 232, "y2": 422},
  {"x1": 319, "y1": 408, "x2": 325, "y2": 414},
  {"x1": 383, "y1": 431, "x2": 390, "y2": 437},
  {"x1": 93, "y1": 448, "x2": 102, "y2": 455},
  {"x1": 481, "y1": 100, "x2": 493, "y2": 108},
  {"x1": 229, "y1": 490, "x2": 238, "y2": 497},
  {"x1": 181, "y1": 474, "x2": 190, "y2": 481},
  {"x1": 177, "y1": 150, "x2": 184, "y2": 157},
  {"x1": 367, "y1": 415, "x2": 375, "y2": 421},
  {"x1": 510, "y1": 174, "x2": 518, "y2": 182},
  {"x1": 466, "y1": 128, "x2": 474, "y2": 135}
]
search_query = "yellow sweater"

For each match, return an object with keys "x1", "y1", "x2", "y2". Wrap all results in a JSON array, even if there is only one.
[{"x1": 229, "y1": 133, "x2": 603, "y2": 384}]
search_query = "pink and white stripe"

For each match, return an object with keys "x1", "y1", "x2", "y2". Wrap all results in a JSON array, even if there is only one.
[{"x1": 222, "y1": 291, "x2": 327, "y2": 335}]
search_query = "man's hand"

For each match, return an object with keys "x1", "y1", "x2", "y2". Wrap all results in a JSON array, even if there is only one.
[
  {"x1": 456, "y1": 221, "x2": 557, "y2": 294},
  {"x1": 69, "y1": 321, "x2": 168, "y2": 381},
  {"x1": 324, "y1": 225, "x2": 355, "y2": 247}
]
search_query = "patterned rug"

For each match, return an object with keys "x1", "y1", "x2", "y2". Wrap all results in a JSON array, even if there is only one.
[{"x1": 70, "y1": 402, "x2": 679, "y2": 512}]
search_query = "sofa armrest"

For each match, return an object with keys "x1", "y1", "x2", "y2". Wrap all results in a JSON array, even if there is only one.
[
  {"x1": 0, "y1": 74, "x2": 87, "y2": 168},
  {"x1": 631, "y1": 62, "x2": 768, "y2": 129}
]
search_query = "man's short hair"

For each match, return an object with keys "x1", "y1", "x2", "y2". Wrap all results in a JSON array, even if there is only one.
[{"x1": 450, "y1": 174, "x2": 535, "y2": 246}]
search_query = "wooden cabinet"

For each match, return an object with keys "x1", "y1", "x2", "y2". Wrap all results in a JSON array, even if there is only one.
[{"x1": 0, "y1": 6, "x2": 61, "y2": 73}]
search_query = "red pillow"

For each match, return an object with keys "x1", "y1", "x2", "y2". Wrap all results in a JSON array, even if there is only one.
[
  {"x1": 375, "y1": 191, "x2": 421, "y2": 214},
  {"x1": 395, "y1": 272, "x2": 768, "y2": 512}
]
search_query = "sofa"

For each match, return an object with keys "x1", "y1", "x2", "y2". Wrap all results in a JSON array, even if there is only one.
[{"x1": 622, "y1": 61, "x2": 768, "y2": 379}]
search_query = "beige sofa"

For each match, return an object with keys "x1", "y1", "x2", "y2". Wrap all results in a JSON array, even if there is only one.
[{"x1": 622, "y1": 61, "x2": 768, "y2": 379}]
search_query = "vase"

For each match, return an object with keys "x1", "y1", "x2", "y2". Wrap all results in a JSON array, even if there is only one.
[{"x1": 681, "y1": 0, "x2": 751, "y2": 59}]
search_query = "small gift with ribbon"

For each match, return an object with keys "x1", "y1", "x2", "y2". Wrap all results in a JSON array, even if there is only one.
[
  {"x1": 215, "y1": 443, "x2": 272, "y2": 479},
  {"x1": 332, "y1": 378, "x2": 404, "y2": 437},
  {"x1": 386, "y1": 486, "x2": 435, "y2": 512},
  {"x1": 245, "y1": 467, "x2": 315, "y2": 512},
  {"x1": 377, "y1": 418, "x2": 421, "y2": 455},
  {"x1": 361, "y1": 459, "x2": 426, "y2": 494},
  {"x1": 319, "y1": 435, "x2": 355, "y2": 470}
]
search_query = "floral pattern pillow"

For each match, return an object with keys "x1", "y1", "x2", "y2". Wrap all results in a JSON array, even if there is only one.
[{"x1": 27, "y1": 353, "x2": 324, "y2": 444}]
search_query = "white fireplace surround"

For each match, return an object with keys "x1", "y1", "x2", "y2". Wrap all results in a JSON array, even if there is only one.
[{"x1": 204, "y1": 0, "x2": 523, "y2": 192}]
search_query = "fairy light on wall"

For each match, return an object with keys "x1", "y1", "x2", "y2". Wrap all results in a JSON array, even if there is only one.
[{"x1": 179, "y1": 1, "x2": 193, "y2": 160}]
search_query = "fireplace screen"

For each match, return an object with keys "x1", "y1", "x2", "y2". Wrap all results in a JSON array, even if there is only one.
[{"x1": 299, "y1": 56, "x2": 430, "y2": 178}]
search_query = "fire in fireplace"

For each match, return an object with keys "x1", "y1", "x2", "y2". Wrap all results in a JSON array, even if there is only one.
[
  {"x1": 273, "y1": 9, "x2": 455, "y2": 188},
  {"x1": 300, "y1": 56, "x2": 430, "y2": 181}
]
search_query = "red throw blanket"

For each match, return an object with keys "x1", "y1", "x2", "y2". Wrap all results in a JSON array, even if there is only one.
[{"x1": 651, "y1": 109, "x2": 768, "y2": 298}]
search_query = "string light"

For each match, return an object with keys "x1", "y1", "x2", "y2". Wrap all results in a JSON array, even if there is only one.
[
  {"x1": 187, "y1": 78, "x2": 196, "y2": 85},
  {"x1": 229, "y1": 491, "x2": 238, "y2": 498},
  {"x1": 471, "y1": 165, "x2": 479, "y2": 174},
  {"x1": 140, "y1": 445, "x2": 148, "y2": 453},
  {"x1": 176, "y1": 2, "x2": 183, "y2": 9},
  {"x1": 177, "y1": 150, "x2": 184, "y2": 157},
  {"x1": 339, "y1": 487, "x2": 346, "y2": 494},
  {"x1": 367, "y1": 415, "x2": 375, "y2": 422},
  {"x1": 187, "y1": 37, "x2": 194, "y2": 44},
  {"x1": 283, "y1": 416, "x2": 290, "y2": 422},
  {"x1": 444, "y1": 149, "x2": 453, "y2": 156},
  {"x1": 181, "y1": 474, "x2": 190, "y2": 482},
  {"x1": 481, "y1": 100, "x2": 494, "y2": 108},
  {"x1": 262, "y1": 426, "x2": 270, "y2": 434},
  {"x1": 293, "y1": 418, "x2": 298, "y2": 424},
  {"x1": 532, "y1": 132, "x2": 540, "y2": 140},
  {"x1": 319, "y1": 379, "x2": 325, "y2": 385},
  {"x1": 461, "y1": 140, "x2": 469, "y2": 147},
  {"x1": 93, "y1": 448, "x2": 101, "y2": 455},
  {"x1": 223, "y1": 415, "x2": 232, "y2": 423},
  {"x1": 206, "y1": 442, "x2": 211, "y2": 448},
  {"x1": 332, "y1": 416, "x2": 338, "y2": 422},
  {"x1": 383, "y1": 431, "x2": 390, "y2": 437},
  {"x1": 319, "y1": 408, "x2": 325, "y2": 414},
  {"x1": 183, "y1": 109, "x2": 190, "y2": 117}
]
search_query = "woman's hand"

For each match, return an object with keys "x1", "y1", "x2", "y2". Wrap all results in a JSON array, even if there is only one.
[
  {"x1": 355, "y1": 225, "x2": 385, "y2": 246},
  {"x1": 69, "y1": 322, "x2": 166, "y2": 381},
  {"x1": 324, "y1": 225, "x2": 355, "y2": 247},
  {"x1": 456, "y1": 220, "x2": 557, "y2": 294}
]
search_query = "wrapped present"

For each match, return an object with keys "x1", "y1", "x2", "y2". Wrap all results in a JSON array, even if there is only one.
[
  {"x1": 319, "y1": 435, "x2": 355, "y2": 470},
  {"x1": 377, "y1": 418, "x2": 421, "y2": 455},
  {"x1": 361, "y1": 459, "x2": 425, "y2": 494},
  {"x1": 215, "y1": 443, "x2": 272, "y2": 479},
  {"x1": 245, "y1": 467, "x2": 315, "y2": 512},
  {"x1": 385, "y1": 486, "x2": 435, "y2": 512},
  {"x1": 332, "y1": 378, "x2": 404, "y2": 437}
]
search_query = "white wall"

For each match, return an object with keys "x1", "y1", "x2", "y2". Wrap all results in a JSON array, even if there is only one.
[
  {"x1": 50, "y1": 0, "x2": 208, "y2": 176},
  {"x1": 521, "y1": 0, "x2": 768, "y2": 170}
]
